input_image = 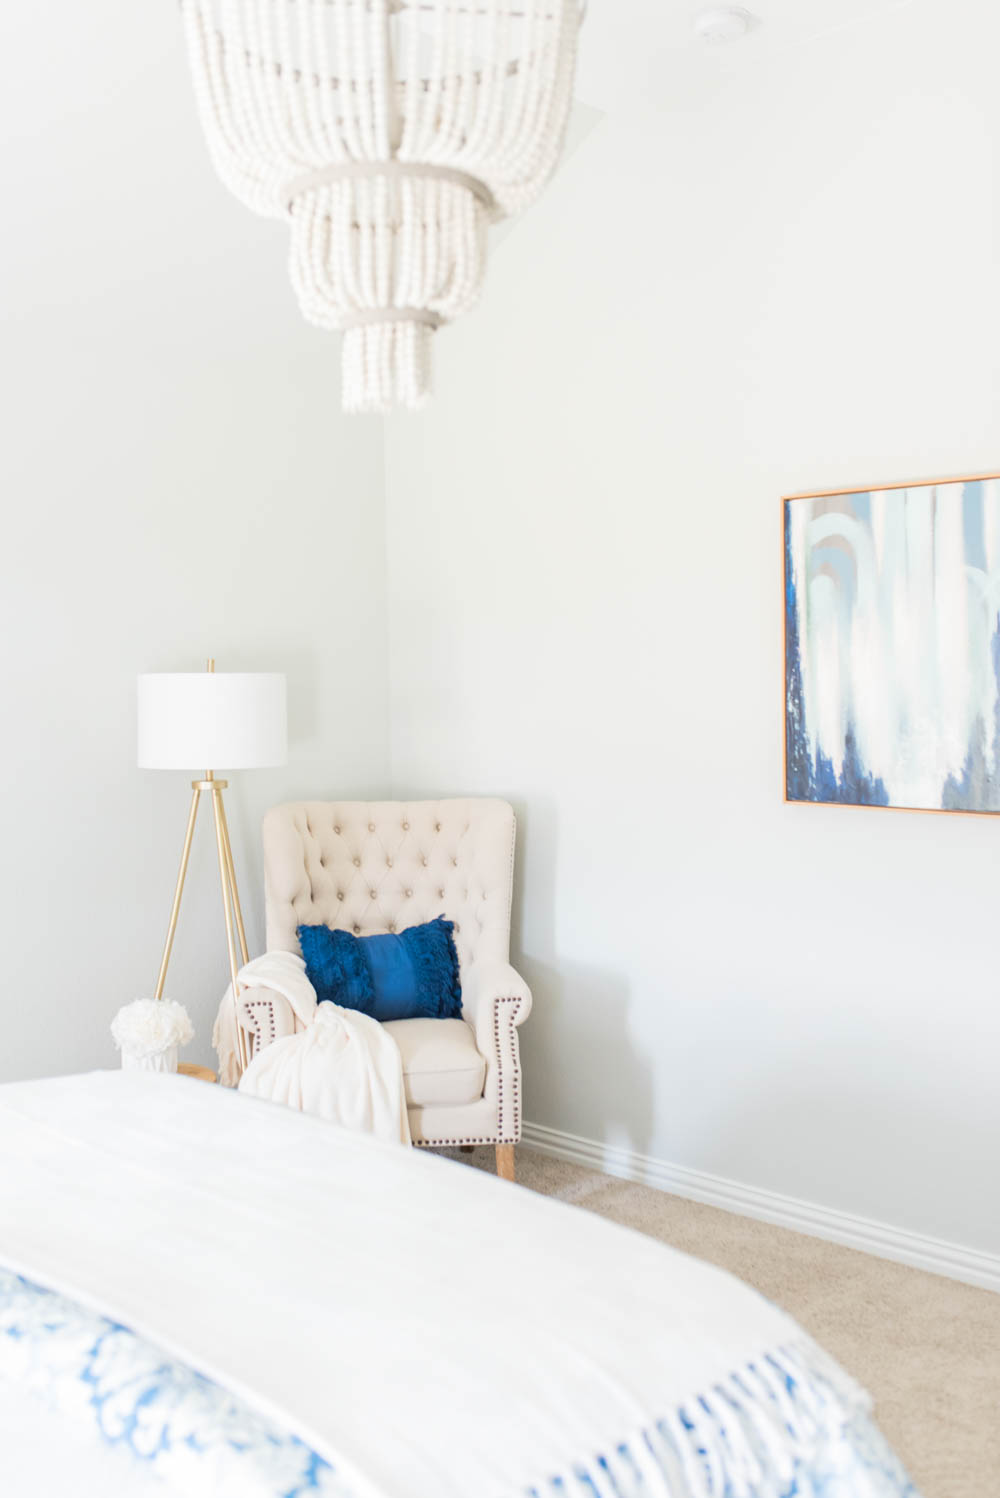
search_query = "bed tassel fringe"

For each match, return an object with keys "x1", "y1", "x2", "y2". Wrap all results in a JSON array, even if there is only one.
[{"x1": 523, "y1": 1337, "x2": 918, "y2": 1498}]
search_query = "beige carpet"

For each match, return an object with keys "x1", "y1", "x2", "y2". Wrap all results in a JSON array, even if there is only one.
[{"x1": 441, "y1": 1144, "x2": 1000, "y2": 1498}]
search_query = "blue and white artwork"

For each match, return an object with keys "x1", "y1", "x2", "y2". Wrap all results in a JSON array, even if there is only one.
[{"x1": 784, "y1": 476, "x2": 1000, "y2": 813}]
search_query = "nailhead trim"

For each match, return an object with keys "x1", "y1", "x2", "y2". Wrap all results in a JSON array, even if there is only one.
[
  {"x1": 414, "y1": 1138, "x2": 517, "y2": 1148},
  {"x1": 243, "y1": 997, "x2": 278, "y2": 1050},
  {"x1": 412, "y1": 994, "x2": 523, "y2": 1148}
]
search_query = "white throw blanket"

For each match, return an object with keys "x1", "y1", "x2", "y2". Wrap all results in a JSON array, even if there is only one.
[
  {"x1": 0, "y1": 1073, "x2": 911, "y2": 1498},
  {"x1": 213, "y1": 951, "x2": 410, "y2": 1145},
  {"x1": 213, "y1": 950, "x2": 318, "y2": 1085}
]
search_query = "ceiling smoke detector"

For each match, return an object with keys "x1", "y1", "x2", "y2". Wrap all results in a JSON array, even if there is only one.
[{"x1": 693, "y1": 7, "x2": 756, "y2": 44}]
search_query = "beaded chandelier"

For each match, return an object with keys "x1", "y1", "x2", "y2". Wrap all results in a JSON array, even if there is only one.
[{"x1": 180, "y1": 1, "x2": 581, "y2": 413}]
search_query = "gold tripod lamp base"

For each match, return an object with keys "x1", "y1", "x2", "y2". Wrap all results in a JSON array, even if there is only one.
[
  {"x1": 153, "y1": 770, "x2": 252, "y2": 1075},
  {"x1": 139, "y1": 658, "x2": 288, "y2": 1082}
]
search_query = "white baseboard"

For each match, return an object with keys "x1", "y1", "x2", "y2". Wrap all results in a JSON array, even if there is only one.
[{"x1": 521, "y1": 1121, "x2": 1000, "y2": 1294}]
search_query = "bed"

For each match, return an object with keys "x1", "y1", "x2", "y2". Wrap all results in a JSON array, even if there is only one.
[{"x1": 0, "y1": 1071, "x2": 919, "y2": 1498}]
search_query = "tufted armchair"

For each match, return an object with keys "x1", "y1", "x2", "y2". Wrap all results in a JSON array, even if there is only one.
[{"x1": 237, "y1": 798, "x2": 531, "y2": 1179}]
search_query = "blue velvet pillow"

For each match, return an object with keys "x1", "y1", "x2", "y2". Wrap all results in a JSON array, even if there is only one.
[{"x1": 297, "y1": 916, "x2": 462, "y2": 1023}]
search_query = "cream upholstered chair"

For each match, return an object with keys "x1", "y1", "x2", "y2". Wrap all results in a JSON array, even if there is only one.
[{"x1": 237, "y1": 798, "x2": 531, "y2": 1180}]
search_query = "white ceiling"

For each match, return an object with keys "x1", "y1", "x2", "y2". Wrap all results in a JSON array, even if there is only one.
[{"x1": 575, "y1": 0, "x2": 917, "y2": 114}]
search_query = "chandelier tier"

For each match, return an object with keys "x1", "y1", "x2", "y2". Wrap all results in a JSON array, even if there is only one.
[{"x1": 180, "y1": 0, "x2": 581, "y2": 413}]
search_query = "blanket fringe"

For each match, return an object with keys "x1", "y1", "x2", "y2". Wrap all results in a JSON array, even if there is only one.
[
  {"x1": 212, "y1": 994, "x2": 242, "y2": 1088},
  {"x1": 523, "y1": 1337, "x2": 917, "y2": 1498}
]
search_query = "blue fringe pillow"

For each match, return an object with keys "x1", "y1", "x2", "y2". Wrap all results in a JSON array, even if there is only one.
[{"x1": 297, "y1": 916, "x2": 462, "y2": 1023}]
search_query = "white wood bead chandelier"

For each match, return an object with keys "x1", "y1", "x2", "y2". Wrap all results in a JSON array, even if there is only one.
[{"x1": 180, "y1": 1, "x2": 581, "y2": 413}]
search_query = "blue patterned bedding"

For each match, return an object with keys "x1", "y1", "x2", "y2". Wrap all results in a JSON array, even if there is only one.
[
  {"x1": 0, "y1": 1268, "x2": 918, "y2": 1498},
  {"x1": 0, "y1": 1269, "x2": 348, "y2": 1497}
]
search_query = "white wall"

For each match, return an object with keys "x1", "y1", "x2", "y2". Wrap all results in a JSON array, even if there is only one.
[
  {"x1": 0, "y1": 4, "x2": 389, "y2": 1079},
  {"x1": 384, "y1": 0, "x2": 1000, "y2": 1254}
]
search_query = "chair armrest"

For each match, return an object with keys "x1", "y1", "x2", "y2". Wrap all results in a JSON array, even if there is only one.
[
  {"x1": 461, "y1": 962, "x2": 531, "y2": 1141},
  {"x1": 461, "y1": 962, "x2": 532, "y2": 1053},
  {"x1": 238, "y1": 985, "x2": 299, "y2": 1052}
]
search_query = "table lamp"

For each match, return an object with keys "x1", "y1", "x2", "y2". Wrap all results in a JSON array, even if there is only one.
[{"x1": 137, "y1": 660, "x2": 287, "y2": 1075}]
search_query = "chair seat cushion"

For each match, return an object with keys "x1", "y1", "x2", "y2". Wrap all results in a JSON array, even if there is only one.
[{"x1": 382, "y1": 1018, "x2": 486, "y2": 1107}]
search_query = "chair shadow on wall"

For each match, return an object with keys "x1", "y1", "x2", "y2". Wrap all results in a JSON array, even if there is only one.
[
  {"x1": 517, "y1": 958, "x2": 656, "y2": 1160},
  {"x1": 508, "y1": 794, "x2": 655, "y2": 1160}
]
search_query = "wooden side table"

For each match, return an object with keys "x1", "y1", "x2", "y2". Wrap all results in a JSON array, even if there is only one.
[{"x1": 178, "y1": 1063, "x2": 217, "y2": 1084}]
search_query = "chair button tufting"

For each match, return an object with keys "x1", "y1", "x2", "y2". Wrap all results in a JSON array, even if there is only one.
[
  {"x1": 368, "y1": 822, "x2": 375, "y2": 832},
  {"x1": 353, "y1": 925, "x2": 360, "y2": 934},
  {"x1": 353, "y1": 858, "x2": 360, "y2": 867},
  {"x1": 435, "y1": 822, "x2": 441, "y2": 831},
  {"x1": 334, "y1": 826, "x2": 341, "y2": 834},
  {"x1": 337, "y1": 892, "x2": 344, "y2": 901},
  {"x1": 386, "y1": 857, "x2": 392, "y2": 867},
  {"x1": 402, "y1": 821, "x2": 409, "y2": 831},
  {"x1": 438, "y1": 888, "x2": 445, "y2": 898},
  {"x1": 405, "y1": 889, "x2": 412, "y2": 898},
  {"x1": 369, "y1": 889, "x2": 377, "y2": 900},
  {"x1": 388, "y1": 923, "x2": 396, "y2": 933}
]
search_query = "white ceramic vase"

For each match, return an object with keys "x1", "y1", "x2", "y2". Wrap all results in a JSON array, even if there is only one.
[{"x1": 122, "y1": 1045, "x2": 178, "y2": 1074}]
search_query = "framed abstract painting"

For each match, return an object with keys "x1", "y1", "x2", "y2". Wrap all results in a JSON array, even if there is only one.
[{"x1": 784, "y1": 473, "x2": 1000, "y2": 814}]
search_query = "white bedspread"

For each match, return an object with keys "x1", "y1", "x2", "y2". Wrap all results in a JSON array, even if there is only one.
[{"x1": 0, "y1": 1072, "x2": 912, "y2": 1498}]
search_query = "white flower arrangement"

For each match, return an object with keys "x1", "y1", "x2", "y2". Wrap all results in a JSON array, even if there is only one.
[{"x1": 111, "y1": 999, "x2": 194, "y2": 1063}]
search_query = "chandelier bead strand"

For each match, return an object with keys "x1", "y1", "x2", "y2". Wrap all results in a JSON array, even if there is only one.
[{"x1": 181, "y1": 0, "x2": 581, "y2": 413}]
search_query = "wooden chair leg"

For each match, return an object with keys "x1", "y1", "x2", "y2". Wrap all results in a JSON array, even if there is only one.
[{"x1": 495, "y1": 1144, "x2": 515, "y2": 1182}]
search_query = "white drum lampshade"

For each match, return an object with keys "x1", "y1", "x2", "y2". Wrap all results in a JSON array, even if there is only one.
[{"x1": 137, "y1": 673, "x2": 287, "y2": 771}]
